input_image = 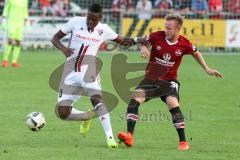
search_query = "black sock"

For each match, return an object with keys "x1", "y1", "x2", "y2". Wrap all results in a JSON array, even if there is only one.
[
  {"x1": 127, "y1": 99, "x2": 140, "y2": 134},
  {"x1": 176, "y1": 128, "x2": 186, "y2": 142},
  {"x1": 170, "y1": 107, "x2": 186, "y2": 142}
]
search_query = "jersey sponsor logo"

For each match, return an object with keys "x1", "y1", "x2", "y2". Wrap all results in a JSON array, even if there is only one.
[
  {"x1": 175, "y1": 49, "x2": 182, "y2": 56},
  {"x1": 163, "y1": 53, "x2": 171, "y2": 61},
  {"x1": 155, "y1": 53, "x2": 175, "y2": 66},
  {"x1": 76, "y1": 34, "x2": 100, "y2": 43},
  {"x1": 156, "y1": 45, "x2": 162, "y2": 51}
]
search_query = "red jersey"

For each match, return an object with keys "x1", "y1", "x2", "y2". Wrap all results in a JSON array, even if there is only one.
[{"x1": 146, "y1": 31, "x2": 197, "y2": 80}]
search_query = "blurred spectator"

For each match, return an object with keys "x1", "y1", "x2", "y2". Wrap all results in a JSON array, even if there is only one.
[
  {"x1": 29, "y1": 0, "x2": 39, "y2": 15},
  {"x1": 69, "y1": 1, "x2": 81, "y2": 16},
  {"x1": 191, "y1": 0, "x2": 208, "y2": 17},
  {"x1": 0, "y1": 0, "x2": 4, "y2": 15},
  {"x1": 53, "y1": 0, "x2": 66, "y2": 16},
  {"x1": 208, "y1": 0, "x2": 223, "y2": 19},
  {"x1": 154, "y1": 0, "x2": 173, "y2": 10},
  {"x1": 209, "y1": 0, "x2": 223, "y2": 12},
  {"x1": 136, "y1": 0, "x2": 152, "y2": 20},
  {"x1": 112, "y1": 0, "x2": 134, "y2": 13},
  {"x1": 63, "y1": 0, "x2": 71, "y2": 15},
  {"x1": 39, "y1": 0, "x2": 55, "y2": 18},
  {"x1": 154, "y1": 0, "x2": 173, "y2": 15},
  {"x1": 112, "y1": 0, "x2": 134, "y2": 34},
  {"x1": 54, "y1": 0, "x2": 81, "y2": 16},
  {"x1": 227, "y1": 0, "x2": 240, "y2": 17},
  {"x1": 174, "y1": 0, "x2": 190, "y2": 14}
]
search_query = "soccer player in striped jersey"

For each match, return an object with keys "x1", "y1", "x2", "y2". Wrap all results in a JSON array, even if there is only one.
[{"x1": 51, "y1": 4, "x2": 140, "y2": 148}]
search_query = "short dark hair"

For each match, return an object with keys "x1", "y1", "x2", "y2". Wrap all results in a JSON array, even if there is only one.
[
  {"x1": 89, "y1": 4, "x2": 102, "y2": 13},
  {"x1": 165, "y1": 13, "x2": 184, "y2": 27}
]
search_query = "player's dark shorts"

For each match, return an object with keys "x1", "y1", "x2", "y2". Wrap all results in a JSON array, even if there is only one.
[{"x1": 136, "y1": 79, "x2": 180, "y2": 103}]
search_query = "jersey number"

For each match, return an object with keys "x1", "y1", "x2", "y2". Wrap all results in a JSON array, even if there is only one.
[{"x1": 170, "y1": 81, "x2": 179, "y2": 93}]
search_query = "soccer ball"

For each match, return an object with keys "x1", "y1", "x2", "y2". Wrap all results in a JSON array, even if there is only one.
[{"x1": 26, "y1": 112, "x2": 46, "y2": 132}]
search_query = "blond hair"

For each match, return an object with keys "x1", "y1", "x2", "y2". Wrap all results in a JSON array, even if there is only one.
[{"x1": 165, "y1": 13, "x2": 184, "y2": 27}]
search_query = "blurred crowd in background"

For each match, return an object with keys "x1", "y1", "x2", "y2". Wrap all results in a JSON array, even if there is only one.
[
  {"x1": 112, "y1": 0, "x2": 240, "y2": 19},
  {"x1": 0, "y1": 0, "x2": 239, "y2": 19}
]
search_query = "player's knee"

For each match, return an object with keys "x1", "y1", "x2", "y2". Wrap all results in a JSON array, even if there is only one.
[
  {"x1": 90, "y1": 94, "x2": 103, "y2": 106},
  {"x1": 131, "y1": 90, "x2": 145, "y2": 104},
  {"x1": 15, "y1": 40, "x2": 21, "y2": 46},
  {"x1": 8, "y1": 40, "x2": 13, "y2": 45},
  {"x1": 55, "y1": 105, "x2": 72, "y2": 120},
  {"x1": 166, "y1": 96, "x2": 179, "y2": 109}
]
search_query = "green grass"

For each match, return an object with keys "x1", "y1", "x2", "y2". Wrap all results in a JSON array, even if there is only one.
[{"x1": 0, "y1": 51, "x2": 240, "y2": 160}]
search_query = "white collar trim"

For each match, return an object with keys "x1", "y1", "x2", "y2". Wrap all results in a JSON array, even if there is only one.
[{"x1": 165, "y1": 38, "x2": 178, "y2": 45}]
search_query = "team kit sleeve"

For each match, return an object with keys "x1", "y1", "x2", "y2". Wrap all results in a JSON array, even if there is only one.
[
  {"x1": 185, "y1": 41, "x2": 197, "y2": 55},
  {"x1": 102, "y1": 24, "x2": 119, "y2": 41},
  {"x1": 147, "y1": 31, "x2": 158, "y2": 45},
  {"x1": 60, "y1": 18, "x2": 76, "y2": 34}
]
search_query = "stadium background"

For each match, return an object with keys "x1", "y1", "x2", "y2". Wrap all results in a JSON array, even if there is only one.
[
  {"x1": 0, "y1": 0, "x2": 240, "y2": 160},
  {"x1": 1, "y1": 0, "x2": 240, "y2": 52}
]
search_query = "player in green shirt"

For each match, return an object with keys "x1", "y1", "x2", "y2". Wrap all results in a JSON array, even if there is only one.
[{"x1": 1, "y1": 0, "x2": 28, "y2": 67}]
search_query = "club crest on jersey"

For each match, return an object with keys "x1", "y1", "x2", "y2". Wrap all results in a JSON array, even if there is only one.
[
  {"x1": 192, "y1": 45, "x2": 197, "y2": 51},
  {"x1": 156, "y1": 45, "x2": 162, "y2": 51},
  {"x1": 163, "y1": 53, "x2": 171, "y2": 61},
  {"x1": 175, "y1": 49, "x2": 182, "y2": 56},
  {"x1": 98, "y1": 29, "x2": 103, "y2": 35}
]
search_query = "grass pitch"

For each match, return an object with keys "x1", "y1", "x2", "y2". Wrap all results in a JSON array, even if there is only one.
[{"x1": 0, "y1": 51, "x2": 239, "y2": 160}]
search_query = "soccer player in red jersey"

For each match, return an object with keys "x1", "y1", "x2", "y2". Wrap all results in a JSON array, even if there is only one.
[{"x1": 118, "y1": 13, "x2": 223, "y2": 150}]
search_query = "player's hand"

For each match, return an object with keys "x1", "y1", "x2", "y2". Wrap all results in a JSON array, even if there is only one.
[
  {"x1": 140, "y1": 44, "x2": 150, "y2": 59},
  {"x1": 62, "y1": 48, "x2": 74, "y2": 57},
  {"x1": 139, "y1": 36, "x2": 150, "y2": 46},
  {"x1": 205, "y1": 68, "x2": 223, "y2": 78}
]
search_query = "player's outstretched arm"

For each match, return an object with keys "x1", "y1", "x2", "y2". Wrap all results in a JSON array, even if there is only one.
[
  {"x1": 113, "y1": 36, "x2": 136, "y2": 46},
  {"x1": 192, "y1": 51, "x2": 223, "y2": 78},
  {"x1": 113, "y1": 36, "x2": 149, "y2": 46},
  {"x1": 113, "y1": 36, "x2": 150, "y2": 59},
  {"x1": 51, "y1": 30, "x2": 74, "y2": 57}
]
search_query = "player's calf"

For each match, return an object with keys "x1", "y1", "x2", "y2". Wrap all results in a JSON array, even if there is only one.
[
  {"x1": 55, "y1": 105, "x2": 72, "y2": 120},
  {"x1": 56, "y1": 105, "x2": 95, "y2": 121},
  {"x1": 126, "y1": 99, "x2": 140, "y2": 134},
  {"x1": 90, "y1": 94, "x2": 109, "y2": 117},
  {"x1": 118, "y1": 98, "x2": 140, "y2": 147},
  {"x1": 169, "y1": 107, "x2": 185, "y2": 140},
  {"x1": 124, "y1": 91, "x2": 145, "y2": 137},
  {"x1": 169, "y1": 106, "x2": 189, "y2": 150},
  {"x1": 90, "y1": 94, "x2": 118, "y2": 147}
]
